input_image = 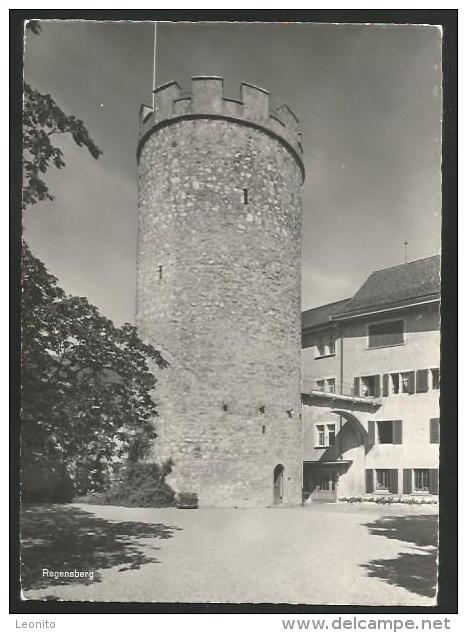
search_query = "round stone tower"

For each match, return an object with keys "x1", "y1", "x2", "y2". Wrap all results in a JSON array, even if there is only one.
[{"x1": 136, "y1": 77, "x2": 304, "y2": 507}]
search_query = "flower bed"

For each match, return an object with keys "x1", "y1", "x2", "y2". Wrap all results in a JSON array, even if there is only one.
[{"x1": 338, "y1": 495, "x2": 438, "y2": 505}]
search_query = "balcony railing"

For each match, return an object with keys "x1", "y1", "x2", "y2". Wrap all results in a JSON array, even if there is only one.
[{"x1": 302, "y1": 375, "x2": 381, "y2": 405}]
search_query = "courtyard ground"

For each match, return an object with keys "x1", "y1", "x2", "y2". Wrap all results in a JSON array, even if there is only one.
[{"x1": 20, "y1": 502, "x2": 438, "y2": 605}]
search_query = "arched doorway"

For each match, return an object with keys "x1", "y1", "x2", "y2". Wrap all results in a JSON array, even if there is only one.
[{"x1": 273, "y1": 464, "x2": 284, "y2": 504}]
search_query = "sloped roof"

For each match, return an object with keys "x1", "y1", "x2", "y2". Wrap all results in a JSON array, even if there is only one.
[
  {"x1": 301, "y1": 255, "x2": 440, "y2": 329},
  {"x1": 301, "y1": 298, "x2": 351, "y2": 330},
  {"x1": 333, "y1": 255, "x2": 440, "y2": 318}
]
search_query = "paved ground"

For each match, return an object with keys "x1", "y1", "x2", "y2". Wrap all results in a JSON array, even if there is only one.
[{"x1": 21, "y1": 502, "x2": 438, "y2": 605}]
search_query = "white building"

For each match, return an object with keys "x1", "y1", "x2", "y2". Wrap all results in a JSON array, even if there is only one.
[{"x1": 301, "y1": 256, "x2": 440, "y2": 502}]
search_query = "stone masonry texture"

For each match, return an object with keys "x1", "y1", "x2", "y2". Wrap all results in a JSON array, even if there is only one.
[{"x1": 136, "y1": 78, "x2": 304, "y2": 506}]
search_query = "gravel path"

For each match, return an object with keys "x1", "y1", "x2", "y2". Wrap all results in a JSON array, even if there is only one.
[{"x1": 21, "y1": 502, "x2": 438, "y2": 605}]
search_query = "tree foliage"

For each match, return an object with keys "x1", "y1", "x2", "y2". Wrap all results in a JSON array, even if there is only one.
[
  {"x1": 22, "y1": 83, "x2": 102, "y2": 209},
  {"x1": 21, "y1": 243, "x2": 168, "y2": 496},
  {"x1": 21, "y1": 23, "x2": 168, "y2": 500}
]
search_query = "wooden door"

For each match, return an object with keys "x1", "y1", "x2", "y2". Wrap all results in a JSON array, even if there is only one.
[{"x1": 274, "y1": 465, "x2": 284, "y2": 504}]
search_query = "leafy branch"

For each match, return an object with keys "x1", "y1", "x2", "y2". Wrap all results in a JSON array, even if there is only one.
[{"x1": 22, "y1": 83, "x2": 103, "y2": 209}]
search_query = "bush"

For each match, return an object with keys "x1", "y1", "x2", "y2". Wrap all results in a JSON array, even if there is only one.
[
  {"x1": 339, "y1": 496, "x2": 363, "y2": 504},
  {"x1": 176, "y1": 491, "x2": 198, "y2": 509},
  {"x1": 85, "y1": 459, "x2": 176, "y2": 508}
]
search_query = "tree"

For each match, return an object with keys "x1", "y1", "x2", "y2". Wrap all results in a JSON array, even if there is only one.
[
  {"x1": 22, "y1": 20, "x2": 102, "y2": 210},
  {"x1": 21, "y1": 243, "x2": 168, "y2": 498},
  {"x1": 21, "y1": 22, "x2": 167, "y2": 499},
  {"x1": 22, "y1": 83, "x2": 102, "y2": 209}
]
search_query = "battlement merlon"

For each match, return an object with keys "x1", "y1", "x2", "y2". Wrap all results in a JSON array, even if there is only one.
[{"x1": 138, "y1": 77, "x2": 304, "y2": 181}]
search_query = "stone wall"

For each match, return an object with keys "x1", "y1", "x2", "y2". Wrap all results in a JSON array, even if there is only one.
[{"x1": 136, "y1": 79, "x2": 304, "y2": 506}]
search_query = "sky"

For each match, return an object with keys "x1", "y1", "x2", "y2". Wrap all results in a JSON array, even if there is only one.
[{"x1": 23, "y1": 21, "x2": 442, "y2": 326}]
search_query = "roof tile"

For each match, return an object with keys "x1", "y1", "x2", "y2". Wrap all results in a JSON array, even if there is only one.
[{"x1": 301, "y1": 255, "x2": 440, "y2": 329}]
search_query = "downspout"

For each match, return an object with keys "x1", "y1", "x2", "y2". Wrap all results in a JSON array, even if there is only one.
[
  {"x1": 339, "y1": 324, "x2": 344, "y2": 396},
  {"x1": 338, "y1": 325, "x2": 344, "y2": 461}
]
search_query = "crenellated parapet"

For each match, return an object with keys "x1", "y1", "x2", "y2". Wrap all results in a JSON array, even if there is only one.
[{"x1": 138, "y1": 76, "x2": 304, "y2": 179}]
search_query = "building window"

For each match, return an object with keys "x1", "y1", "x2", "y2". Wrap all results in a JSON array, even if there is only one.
[
  {"x1": 391, "y1": 373, "x2": 400, "y2": 394},
  {"x1": 316, "y1": 425, "x2": 326, "y2": 447},
  {"x1": 369, "y1": 420, "x2": 402, "y2": 445},
  {"x1": 361, "y1": 375, "x2": 380, "y2": 397},
  {"x1": 315, "y1": 378, "x2": 336, "y2": 394},
  {"x1": 316, "y1": 472, "x2": 336, "y2": 491},
  {"x1": 368, "y1": 319, "x2": 404, "y2": 349},
  {"x1": 375, "y1": 469, "x2": 391, "y2": 491},
  {"x1": 401, "y1": 371, "x2": 414, "y2": 393},
  {"x1": 430, "y1": 418, "x2": 440, "y2": 444},
  {"x1": 415, "y1": 369, "x2": 429, "y2": 393},
  {"x1": 316, "y1": 338, "x2": 326, "y2": 357},
  {"x1": 404, "y1": 468, "x2": 438, "y2": 494},
  {"x1": 431, "y1": 368, "x2": 440, "y2": 389},
  {"x1": 259, "y1": 405, "x2": 265, "y2": 415},
  {"x1": 383, "y1": 370, "x2": 416, "y2": 395},
  {"x1": 414, "y1": 469, "x2": 430, "y2": 492},
  {"x1": 315, "y1": 333, "x2": 336, "y2": 358},
  {"x1": 377, "y1": 421, "x2": 394, "y2": 444},
  {"x1": 316, "y1": 423, "x2": 335, "y2": 447}
]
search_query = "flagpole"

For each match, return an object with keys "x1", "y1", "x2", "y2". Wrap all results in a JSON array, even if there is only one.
[{"x1": 152, "y1": 21, "x2": 157, "y2": 109}]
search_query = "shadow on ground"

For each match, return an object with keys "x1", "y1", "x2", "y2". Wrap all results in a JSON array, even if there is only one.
[
  {"x1": 361, "y1": 514, "x2": 438, "y2": 598},
  {"x1": 21, "y1": 504, "x2": 181, "y2": 591}
]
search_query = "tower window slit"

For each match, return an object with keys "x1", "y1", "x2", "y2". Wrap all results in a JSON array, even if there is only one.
[
  {"x1": 158, "y1": 264, "x2": 162, "y2": 280},
  {"x1": 243, "y1": 188, "x2": 248, "y2": 204}
]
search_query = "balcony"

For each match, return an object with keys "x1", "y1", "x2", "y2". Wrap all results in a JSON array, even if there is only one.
[{"x1": 302, "y1": 375, "x2": 382, "y2": 409}]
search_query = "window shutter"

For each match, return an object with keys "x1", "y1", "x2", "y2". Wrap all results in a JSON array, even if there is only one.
[
  {"x1": 389, "y1": 469, "x2": 399, "y2": 494},
  {"x1": 382, "y1": 374, "x2": 389, "y2": 397},
  {"x1": 407, "y1": 371, "x2": 415, "y2": 394},
  {"x1": 430, "y1": 418, "x2": 440, "y2": 444},
  {"x1": 353, "y1": 377, "x2": 360, "y2": 397},
  {"x1": 374, "y1": 375, "x2": 381, "y2": 397},
  {"x1": 429, "y1": 469, "x2": 439, "y2": 495},
  {"x1": 365, "y1": 469, "x2": 374, "y2": 493},
  {"x1": 367, "y1": 420, "x2": 375, "y2": 446},
  {"x1": 403, "y1": 469, "x2": 412, "y2": 494},
  {"x1": 393, "y1": 420, "x2": 403, "y2": 444},
  {"x1": 416, "y1": 369, "x2": 429, "y2": 393}
]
